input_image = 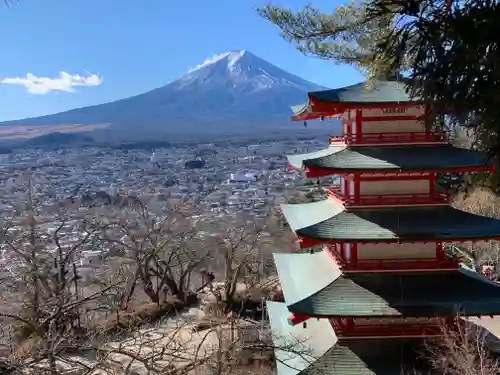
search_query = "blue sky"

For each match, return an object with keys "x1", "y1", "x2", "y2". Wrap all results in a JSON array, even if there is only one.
[{"x1": 0, "y1": 0, "x2": 363, "y2": 121}]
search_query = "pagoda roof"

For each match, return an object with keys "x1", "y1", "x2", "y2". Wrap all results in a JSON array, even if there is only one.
[
  {"x1": 267, "y1": 301, "x2": 336, "y2": 375},
  {"x1": 300, "y1": 339, "x2": 430, "y2": 375},
  {"x1": 310, "y1": 80, "x2": 415, "y2": 105},
  {"x1": 281, "y1": 199, "x2": 500, "y2": 243},
  {"x1": 288, "y1": 144, "x2": 490, "y2": 174},
  {"x1": 275, "y1": 251, "x2": 500, "y2": 317},
  {"x1": 292, "y1": 80, "x2": 420, "y2": 120},
  {"x1": 268, "y1": 301, "x2": 432, "y2": 375}
]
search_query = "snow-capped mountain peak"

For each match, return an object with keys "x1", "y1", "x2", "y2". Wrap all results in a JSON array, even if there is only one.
[
  {"x1": 188, "y1": 50, "x2": 247, "y2": 73},
  {"x1": 180, "y1": 50, "x2": 323, "y2": 93},
  {"x1": 0, "y1": 50, "x2": 331, "y2": 134}
]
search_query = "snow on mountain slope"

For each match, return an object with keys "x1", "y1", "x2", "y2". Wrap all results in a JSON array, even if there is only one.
[
  {"x1": 180, "y1": 50, "x2": 322, "y2": 92},
  {"x1": 0, "y1": 50, "x2": 327, "y2": 131}
]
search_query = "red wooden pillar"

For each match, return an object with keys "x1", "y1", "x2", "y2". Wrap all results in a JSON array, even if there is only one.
[
  {"x1": 429, "y1": 173, "x2": 436, "y2": 196},
  {"x1": 354, "y1": 174, "x2": 361, "y2": 202},
  {"x1": 351, "y1": 243, "x2": 358, "y2": 263},
  {"x1": 356, "y1": 109, "x2": 363, "y2": 142},
  {"x1": 343, "y1": 176, "x2": 349, "y2": 199},
  {"x1": 343, "y1": 119, "x2": 353, "y2": 141},
  {"x1": 436, "y1": 241, "x2": 445, "y2": 260}
]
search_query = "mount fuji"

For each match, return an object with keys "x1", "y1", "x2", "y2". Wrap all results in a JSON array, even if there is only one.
[{"x1": 0, "y1": 50, "x2": 328, "y2": 139}]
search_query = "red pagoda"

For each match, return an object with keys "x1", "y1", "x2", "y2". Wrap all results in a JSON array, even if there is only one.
[{"x1": 267, "y1": 79, "x2": 500, "y2": 374}]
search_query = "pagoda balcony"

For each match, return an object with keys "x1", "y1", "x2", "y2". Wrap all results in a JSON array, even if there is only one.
[
  {"x1": 329, "y1": 317, "x2": 455, "y2": 339},
  {"x1": 286, "y1": 314, "x2": 461, "y2": 338},
  {"x1": 327, "y1": 186, "x2": 450, "y2": 208},
  {"x1": 328, "y1": 131, "x2": 447, "y2": 146},
  {"x1": 324, "y1": 244, "x2": 460, "y2": 273}
]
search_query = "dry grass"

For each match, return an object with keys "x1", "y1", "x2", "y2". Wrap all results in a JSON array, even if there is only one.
[
  {"x1": 228, "y1": 366, "x2": 276, "y2": 375},
  {"x1": 97, "y1": 296, "x2": 187, "y2": 335},
  {"x1": 9, "y1": 336, "x2": 39, "y2": 361},
  {"x1": 453, "y1": 187, "x2": 500, "y2": 218},
  {"x1": 0, "y1": 123, "x2": 110, "y2": 140},
  {"x1": 10, "y1": 295, "x2": 191, "y2": 360},
  {"x1": 452, "y1": 188, "x2": 500, "y2": 271}
]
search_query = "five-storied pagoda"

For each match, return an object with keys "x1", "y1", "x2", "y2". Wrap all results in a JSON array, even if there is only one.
[{"x1": 267, "y1": 79, "x2": 500, "y2": 374}]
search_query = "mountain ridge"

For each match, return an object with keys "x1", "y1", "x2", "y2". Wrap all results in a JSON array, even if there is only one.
[{"x1": 0, "y1": 51, "x2": 328, "y2": 135}]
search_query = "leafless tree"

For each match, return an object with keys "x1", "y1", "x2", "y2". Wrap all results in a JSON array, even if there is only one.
[
  {"x1": 424, "y1": 319, "x2": 500, "y2": 375},
  {"x1": 4, "y1": 301, "x2": 315, "y2": 375},
  {"x1": 201, "y1": 208, "x2": 289, "y2": 316},
  {"x1": 0, "y1": 183, "x2": 129, "y2": 374},
  {"x1": 0, "y1": 183, "x2": 297, "y2": 374},
  {"x1": 94, "y1": 196, "x2": 289, "y2": 316},
  {"x1": 178, "y1": 305, "x2": 320, "y2": 375},
  {"x1": 452, "y1": 189, "x2": 500, "y2": 276},
  {"x1": 93, "y1": 197, "x2": 213, "y2": 307}
]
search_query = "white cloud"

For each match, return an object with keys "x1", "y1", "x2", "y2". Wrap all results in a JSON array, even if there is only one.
[{"x1": 0, "y1": 71, "x2": 103, "y2": 94}]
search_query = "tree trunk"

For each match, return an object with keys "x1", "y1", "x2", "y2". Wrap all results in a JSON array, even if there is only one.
[
  {"x1": 48, "y1": 352, "x2": 58, "y2": 375},
  {"x1": 122, "y1": 270, "x2": 140, "y2": 309},
  {"x1": 164, "y1": 276, "x2": 180, "y2": 299},
  {"x1": 142, "y1": 279, "x2": 159, "y2": 303}
]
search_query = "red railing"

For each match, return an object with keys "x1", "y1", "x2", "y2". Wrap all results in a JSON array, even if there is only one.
[
  {"x1": 328, "y1": 131, "x2": 447, "y2": 146},
  {"x1": 327, "y1": 186, "x2": 344, "y2": 203},
  {"x1": 288, "y1": 313, "x2": 310, "y2": 326},
  {"x1": 342, "y1": 258, "x2": 459, "y2": 272},
  {"x1": 325, "y1": 245, "x2": 460, "y2": 272},
  {"x1": 331, "y1": 322, "x2": 445, "y2": 338},
  {"x1": 327, "y1": 187, "x2": 450, "y2": 207}
]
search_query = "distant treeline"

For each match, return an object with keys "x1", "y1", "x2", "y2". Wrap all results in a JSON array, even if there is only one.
[{"x1": 0, "y1": 128, "x2": 332, "y2": 152}]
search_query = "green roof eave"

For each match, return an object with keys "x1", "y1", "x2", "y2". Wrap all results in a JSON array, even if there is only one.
[
  {"x1": 291, "y1": 203, "x2": 500, "y2": 242},
  {"x1": 287, "y1": 146, "x2": 346, "y2": 171},
  {"x1": 294, "y1": 144, "x2": 491, "y2": 172},
  {"x1": 267, "y1": 301, "x2": 336, "y2": 375},
  {"x1": 308, "y1": 80, "x2": 421, "y2": 105},
  {"x1": 276, "y1": 254, "x2": 500, "y2": 317},
  {"x1": 280, "y1": 199, "x2": 344, "y2": 233},
  {"x1": 301, "y1": 338, "x2": 433, "y2": 375},
  {"x1": 291, "y1": 102, "x2": 310, "y2": 116},
  {"x1": 274, "y1": 251, "x2": 341, "y2": 306}
]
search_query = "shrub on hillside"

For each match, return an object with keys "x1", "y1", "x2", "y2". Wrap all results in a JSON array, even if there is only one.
[{"x1": 453, "y1": 188, "x2": 500, "y2": 275}]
